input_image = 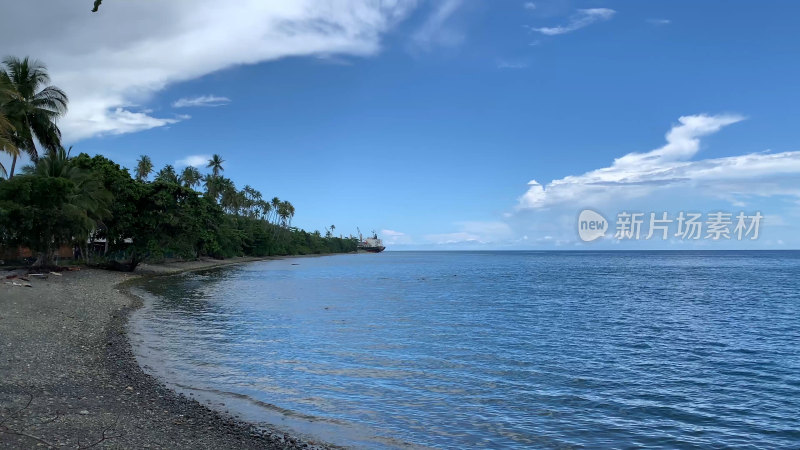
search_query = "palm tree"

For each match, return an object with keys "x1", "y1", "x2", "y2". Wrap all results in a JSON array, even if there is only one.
[
  {"x1": 217, "y1": 178, "x2": 237, "y2": 213},
  {"x1": 270, "y1": 196, "x2": 281, "y2": 224},
  {"x1": 241, "y1": 185, "x2": 263, "y2": 217},
  {"x1": 22, "y1": 145, "x2": 74, "y2": 178},
  {"x1": 1, "y1": 56, "x2": 68, "y2": 178},
  {"x1": 180, "y1": 166, "x2": 202, "y2": 189},
  {"x1": 278, "y1": 202, "x2": 289, "y2": 227},
  {"x1": 0, "y1": 115, "x2": 19, "y2": 179},
  {"x1": 203, "y1": 174, "x2": 217, "y2": 199},
  {"x1": 23, "y1": 146, "x2": 111, "y2": 266},
  {"x1": 258, "y1": 199, "x2": 271, "y2": 220},
  {"x1": 207, "y1": 154, "x2": 224, "y2": 177},
  {"x1": 0, "y1": 77, "x2": 19, "y2": 178},
  {"x1": 134, "y1": 155, "x2": 153, "y2": 182},
  {"x1": 277, "y1": 201, "x2": 295, "y2": 228},
  {"x1": 243, "y1": 185, "x2": 258, "y2": 202},
  {"x1": 286, "y1": 201, "x2": 295, "y2": 227},
  {"x1": 155, "y1": 164, "x2": 179, "y2": 184}
]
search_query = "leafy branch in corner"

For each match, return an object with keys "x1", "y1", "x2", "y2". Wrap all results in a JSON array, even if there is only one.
[{"x1": 91, "y1": 0, "x2": 102, "y2": 12}]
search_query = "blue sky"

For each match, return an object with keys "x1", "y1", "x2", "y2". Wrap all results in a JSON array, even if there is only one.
[{"x1": 2, "y1": 1, "x2": 799, "y2": 249}]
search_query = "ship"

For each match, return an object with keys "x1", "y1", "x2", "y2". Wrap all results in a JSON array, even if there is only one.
[{"x1": 357, "y1": 230, "x2": 385, "y2": 253}]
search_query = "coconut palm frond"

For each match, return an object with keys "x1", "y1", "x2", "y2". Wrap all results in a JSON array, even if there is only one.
[{"x1": 1, "y1": 56, "x2": 68, "y2": 176}]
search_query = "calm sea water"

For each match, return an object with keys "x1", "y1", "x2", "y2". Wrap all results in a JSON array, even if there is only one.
[{"x1": 130, "y1": 251, "x2": 800, "y2": 448}]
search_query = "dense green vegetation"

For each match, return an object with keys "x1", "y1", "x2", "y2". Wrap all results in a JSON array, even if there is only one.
[{"x1": 0, "y1": 57, "x2": 357, "y2": 268}]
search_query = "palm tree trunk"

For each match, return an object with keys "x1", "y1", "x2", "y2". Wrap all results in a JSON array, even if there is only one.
[{"x1": 9, "y1": 154, "x2": 16, "y2": 178}]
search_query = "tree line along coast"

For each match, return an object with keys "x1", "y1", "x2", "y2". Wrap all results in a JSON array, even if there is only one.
[{"x1": 0, "y1": 56, "x2": 359, "y2": 270}]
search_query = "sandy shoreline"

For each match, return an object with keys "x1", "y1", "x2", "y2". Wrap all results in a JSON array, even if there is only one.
[{"x1": 0, "y1": 257, "x2": 330, "y2": 449}]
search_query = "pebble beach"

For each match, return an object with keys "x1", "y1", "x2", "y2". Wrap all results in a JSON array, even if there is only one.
[{"x1": 0, "y1": 258, "x2": 327, "y2": 449}]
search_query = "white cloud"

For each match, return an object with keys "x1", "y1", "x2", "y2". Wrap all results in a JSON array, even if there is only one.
[
  {"x1": 172, "y1": 95, "x2": 231, "y2": 108},
  {"x1": 79, "y1": 108, "x2": 187, "y2": 136},
  {"x1": 647, "y1": 18, "x2": 671, "y2": 25},
  {"x1": 523, "y1": 2, "x2": 537, "y2": 10},
  {"x1": 176, "y1": 154, "x2": 211, "y2": 168},
  {"x1": 424, "y1": 232, "x2": 482, "y2": 245},
  {"x1": 0, "y1": 1, "x2": 419, "y2": 142},
  {"x1": 424, "y1": 221, "x2": 513, "y2": 245},
  {"x1": 406, "y1": 115, "x2": 800, "y2": 249},
  {"x1": 410, "y1": 0, "x2": 464, "y2": 51},
  {"x1": 518, "y1": 114, "x2": 800, "y2": 210},
  {"x1": 381, "y1": 229, "x2": 413, "y2": 245},
  {"x1": 530, "y1": 8, "x2": 616, "y2": 36}
]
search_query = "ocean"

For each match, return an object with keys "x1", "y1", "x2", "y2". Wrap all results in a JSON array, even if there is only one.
[{"x1": 129, "y1": 251, "x2": 800, "y2": 448}]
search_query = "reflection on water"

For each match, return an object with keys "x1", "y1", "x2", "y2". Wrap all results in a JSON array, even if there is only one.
[{"x1": 130, "y1": 252, "x2": 800, "y2": 448}]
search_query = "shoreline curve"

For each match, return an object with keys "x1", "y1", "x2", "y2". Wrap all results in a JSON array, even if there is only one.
[{"x1": 0, "y1": 256, "x2": 334, "y2": 449}]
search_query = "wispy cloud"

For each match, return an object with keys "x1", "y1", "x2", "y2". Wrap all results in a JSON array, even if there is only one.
[
  {"x1": 410, "y1": 0, "x2": 465, "y2": 51},
  {"x1": 518, "y1": 114, "x2": 800, "y2": 210},
  {"x1": 529, "y1": 8, "x2": 616, "y2": 36},
  {"x1": 424, "y1": 221, "x2": 513, "y2": 245},
  {"x1": 176, "y1": 154, "x2": 211, "y2": 168},
  {"x1": 381, "y1": 229, "x2": 413, "y2": 245},
  {"x1": 424, "y1": 232, "x2": 483, "y2": 245},
  {"x1": 647, "y1": 18, "x2": 671, "y2": 25},
  {"x1": 172, "y1": 95, "x2": 231, "y2": 108},
  {"x1": 497, "y1": 59, "x2": 529, "y2": 70},
  {"x1": 101, "y1": 108, "x2": 186, "y2": 135},
  {"x1": 0, "y1": 1, "x2": 419, "y2": 142},
  {"x1": 523, "y1": 2, "x2": 536, "y2": 10}
]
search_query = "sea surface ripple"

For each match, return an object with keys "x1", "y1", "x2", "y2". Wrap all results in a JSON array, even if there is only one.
[{"x1": 130, "y1": 251, "x2": 800, "y2": 448}]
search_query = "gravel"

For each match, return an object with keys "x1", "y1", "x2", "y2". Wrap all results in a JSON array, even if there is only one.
[{"x1": 0, "y1": 259, "x2": 331, "y2": 449}]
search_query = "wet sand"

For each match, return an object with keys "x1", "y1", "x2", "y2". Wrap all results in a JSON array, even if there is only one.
[{"x1": 0, "y1": 257, "x2": 329, "y2": 449}]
